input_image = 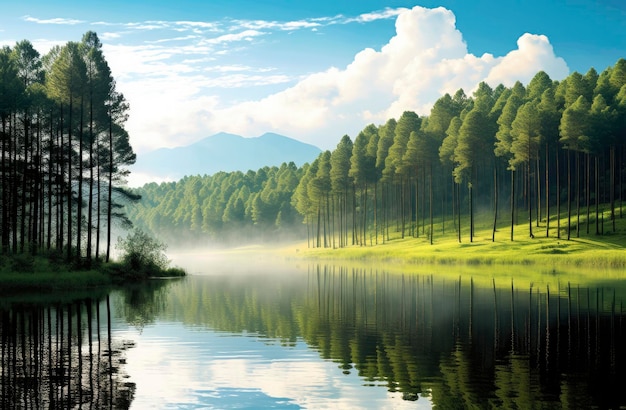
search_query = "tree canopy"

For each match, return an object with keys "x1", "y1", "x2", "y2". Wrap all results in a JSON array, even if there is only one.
[{"x1": 0, "y1": 32, "x2": 137, "y2": 263}]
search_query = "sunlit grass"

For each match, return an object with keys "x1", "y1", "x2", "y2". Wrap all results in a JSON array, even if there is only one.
[{"x1": 286, "y1": 205, "x2": 626, "y2": 289}]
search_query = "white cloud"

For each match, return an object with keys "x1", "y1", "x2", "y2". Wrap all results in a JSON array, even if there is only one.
[
  {"x1": 484, "y1": 33, "x2": 568, "y2": 86},
  {"x1": 234, "y1": 19, "x2": 321, "y2": 31},
  {"x1": 94, "y1": 5, "x2": 569, "y2": 164},
  {"x1": 22, "y1": 15, "x2": 84, "y2": 25},
  {"x1": 173, "y1": 20, "x2": 219, "y2": 31},
  {"x1": 201, "y1": 30, "x2": 266, "y2": 45},
  {"x1": 168, "y1": 5, "x2": 569, "y2": 150},
  {"x1": 147, "y1": 35, "x2": 199, "y2": 44},
  {"x1": 348, "y1": 7, "x2": 408, "y2": 23},
  {"x1": 29, "y1": 39, "x2": 65, "y2": 55},
  {"x1": 100, "y1": 32, "x2": 123, "y2": 40}
]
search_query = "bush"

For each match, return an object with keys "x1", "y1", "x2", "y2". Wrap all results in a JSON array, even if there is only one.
[
  {"x1": 10, "y1": 253, "x2": 35, "y2": 273},
  {"x1": 115, "y1": 228, "x2": 173, "y2": 279}
]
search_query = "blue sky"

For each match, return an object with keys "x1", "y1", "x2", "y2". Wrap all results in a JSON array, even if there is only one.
[{"x1": 1, "y1": 1, "x2": 624, "y2": 183}]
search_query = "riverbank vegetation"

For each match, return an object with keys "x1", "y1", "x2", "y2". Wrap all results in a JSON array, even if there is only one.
[
  {"x1": 0, "y1": 228, "x2": 185, "y2": 293},
  {"x1": 129, "y1": 59, "x2": 626, "y2": 266},
  {"x1": 0, "y1": 33, "x2": 185, "y2": 289},
  {"x1": 295, "y1": 205, "x2": 626, "y2": 270},
  {"x1": 1, "y1": 32, "x2": 137, "y2": 264}
]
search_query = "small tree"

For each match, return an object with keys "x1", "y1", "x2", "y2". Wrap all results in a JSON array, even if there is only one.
[{"x1": 116, "y1": 228, "x2": 169, "y2": 276}]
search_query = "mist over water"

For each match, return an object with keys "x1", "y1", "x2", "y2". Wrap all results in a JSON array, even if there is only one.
[{"x1": 2, "y1": 254, "x2": 626, "y2": 409}]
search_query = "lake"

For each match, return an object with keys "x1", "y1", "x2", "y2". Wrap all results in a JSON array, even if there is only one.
[{"x1": 1, "y1": 253, "x2": 626, "y2": 409}]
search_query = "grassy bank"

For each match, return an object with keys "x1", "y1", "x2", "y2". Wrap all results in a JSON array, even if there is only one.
[
  {"x1": 0, "y1": 252, "x2": 186, "y2": 294},
  {"x1": 0, "y1": 269, "x2": 113, "y2": 293},
  {"x1": 294, "y1": 209, "x2": 626, "y2": 271}
]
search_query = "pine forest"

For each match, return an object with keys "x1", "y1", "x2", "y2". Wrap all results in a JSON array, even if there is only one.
[
  {"x1": 129, "y1": 59, "x2": 626, "y2": 249},
  {"x1": 0, "y1": 32, "x2": 137, "y2": 264}
]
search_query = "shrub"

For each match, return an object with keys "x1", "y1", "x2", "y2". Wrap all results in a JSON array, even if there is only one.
[
  {"x1": 115, "y1": 228, "x2": 172, "y2": 278},
  {"x1": 10, "y1": 253, "x2": 35, "y2": 273}
]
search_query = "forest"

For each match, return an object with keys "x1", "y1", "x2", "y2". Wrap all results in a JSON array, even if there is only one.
[
  {"x1": 0, "y1": 32, "x2": 137, "y2": 264},
  {"x1": 129, "y1": 59, "x2": 626, "y2": 249}
]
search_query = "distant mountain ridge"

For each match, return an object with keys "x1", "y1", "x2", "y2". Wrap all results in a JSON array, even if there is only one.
[{"x1": 132, "y1": 132, "x2": 321, "y2": 182}]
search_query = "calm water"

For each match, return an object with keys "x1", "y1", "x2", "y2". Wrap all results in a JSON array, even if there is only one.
[{"x1": 2, "y1": 254, "x2": 626, "y2": 409}]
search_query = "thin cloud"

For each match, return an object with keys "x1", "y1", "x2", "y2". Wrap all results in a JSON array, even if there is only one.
[
  {"x1": 233, "y1": 19, "x2": 321, "y2": 31},
  {"x1": 204, "y1": 65, "x2": 254, "y2": 73},
  {"x1": 347, "y1": 7, "x2": 408, "y2": 23},
  {"x1": 173, "y1": 21, "x2": 219, "y2": 30},
  {"x1": 125, "y1": 21, "x2": 169, "y2": 30},
  {"x1": 200, "y1": 30, "x2": 265, "y2": 45},
  {"x1": 22, "y1": 15, "x2": 84, "y2": 25},
  {"x1": 100, "y1": 32, "x2": 123, "y2": 40},
  {"x1": 205, "y1": 73, "x2": 291, "y2": 88},
  {"x1": 147, "y1": 35, "x2": 199, "y2": 44}
]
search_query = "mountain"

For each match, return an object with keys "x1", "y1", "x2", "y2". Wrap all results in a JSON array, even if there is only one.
[{"x1": 132, "y1": 132, "x2": 322, "y2": 182}]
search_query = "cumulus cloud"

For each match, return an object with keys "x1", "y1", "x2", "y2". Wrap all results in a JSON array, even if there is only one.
[
  {"x1": 484, "y1": 33, "x2": 568, "y2": 86},
  {"x1": 189, "y1": 6, "x2": 569, "y2": 149},
  {"x1": 96, "y1": 5, "x2": 569, "y2": 159}
]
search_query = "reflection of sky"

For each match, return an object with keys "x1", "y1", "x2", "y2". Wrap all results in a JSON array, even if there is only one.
[{"x1": 117, "y1": 321, "x2": 432, "y2": 409}]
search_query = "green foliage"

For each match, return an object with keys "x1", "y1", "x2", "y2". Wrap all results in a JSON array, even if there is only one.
[
  {"x1": 510, "y1": 100, "x2": 541, "y2": 167},
  {"x1": 115, "y1": 228, "x2": 173, "y2": 279},
  {"x1": 128, "y1": 162, "x2": 306, "y2": 243},
  {"x1": 124, "y1": 58, "x2": 626, "y2": 254},
  {"x1": 1, "y1": 32, "x2": 136, "y2": 264}
]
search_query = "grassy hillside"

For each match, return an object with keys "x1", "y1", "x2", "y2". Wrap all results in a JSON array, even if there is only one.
[{"x1": 296, "y1": 205, "x2": 626, "y2": 270}]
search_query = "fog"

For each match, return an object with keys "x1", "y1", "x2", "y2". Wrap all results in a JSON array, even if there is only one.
[{"x1": 166, "y1": 242, "x2": 307, "y2": 277}]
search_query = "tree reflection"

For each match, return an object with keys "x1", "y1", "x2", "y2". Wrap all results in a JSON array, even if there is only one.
[
  {"x1": 114, "y1": 280, "x2": 173, "y2": 331},
  {"x1": 0, "y1": 297, "x2": 135, "y2": 409},
  {"x1": 160, "y1": 265, "x2": 626, "y2": 408},
  {"x1": 6, "y1": 267, "x2": 623, "y2": 408}
]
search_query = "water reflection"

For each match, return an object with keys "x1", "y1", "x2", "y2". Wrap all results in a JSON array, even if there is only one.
[
  {"x1": 158, "y1": 265, "x2": 626, "y2": 408},
  {"x1": 1, "y1": 264, "x2": 626, "y2": 408},
  {"x1": 0, "y1": 295, "x2": 136, "y2": 409}
]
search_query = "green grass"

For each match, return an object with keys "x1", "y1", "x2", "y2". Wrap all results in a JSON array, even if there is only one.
[
  {"x1": 0, "y1": 250, "x2": 186, "y2": 294},
  {"x1": 0, "y1": 269, "x2": 113, "y2": 293},
  {"x1": 293, "y1": 205, "x2": 626, "y2": 276}
]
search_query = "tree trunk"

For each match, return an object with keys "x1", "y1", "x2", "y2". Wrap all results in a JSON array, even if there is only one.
[
  {"x1": 576, "y1": 150, "x2": 580, "y2": 238},
  {"x1": 87, "y1": 87, "x2": 94, "y2": 262},
  {"x1": 400, "y1": 177, "x2": 406, "y2": 239},
  {"x1": 510, "y1": 169, "x2": 515, "y2": 241},
  {"x1": 95, "y1": 133, "x2": 101, "y2": 259},
  {"x1": 19, "y1": 110, "x2": 29, "y2": 253},
  {"x1": 556, "y1": 147, "x2": 561, "y2": 239},
  {"x1": 412, "y1": 172, "x2": 420, "y2": 238},
  {"x1": 536, "y1": 157, "x2": 541, "y2": 227},
  {"x1": 106, "y1": 111, "x2": 113, "y2": 262},
  {"x1": 77, "y1": 95, "x2": 84, "y2": 261},
  {"x1": 545, "y1": 143, "x2": 550, "y2": 238},
  {"x1": 374, "y1": 181, "x2": 378, "y2": 245},
  {"x1": 429, "y1": 163, "x2": 433, "y2": 245},
  {"x1": 469, "y1": 182, "x2": 473, "y2": 243},
  {"x1": 610, "y1": 145, "x2": 615, "y2": 232},
  {"x1": 586, "y1": 152, "x2": 590, "y2": 234},
  {"x1": 595, "y1": 155, "x2": 600, "y2": 235},
  {"x1": 457, "y1": 182, "x2": 461, "y2": 244},
  {"x1": 46, "y1": 110, "x2": 54, "y2": 250},
  {"x1": 1, "y1": 116, "x2": 8, "y2": 253},
  {"x1": 567, "y1": 149, "x2": 571, "y2": 240},
  {"x1": 67, "y1": 95, "x2": 73, "y2": 261},
  {"x1": 451, "y1": 174, "x2": 456, "y2": 235},
  {"x1": 492, "y1": 165, "x2": 498, "y2": 242},
  {"x1": 527, "y1": 157, "x2": 534, "y2": 239},
  {"x1": 316, "y1": 202, "x2": 321, "y2": 248}
]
